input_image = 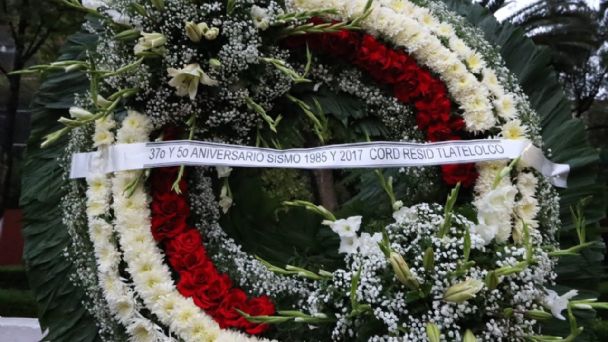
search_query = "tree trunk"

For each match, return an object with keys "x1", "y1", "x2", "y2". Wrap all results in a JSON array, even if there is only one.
[{"x1": 312, "y1": 169, "x2": 338, "y2": 212}]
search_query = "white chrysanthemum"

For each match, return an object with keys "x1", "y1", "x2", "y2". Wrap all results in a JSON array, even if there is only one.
[
  {"x1": 123, "y1": 110, "x2": 152, "y2": 132},
  {"x1": 515, "y1": 195, "x2": 540, "y2": 221},
  {"x1": 501, "y1": 119, "x2": 528, "y2": 140},
  {"x1": 481, "y1": 68, "x2": 502, "y2": 96},
  {"x1": 93, "y1": 129, "x2": 114, "y2": 147},
  {"x1": 463, "y1": 109, "x2": 496, "y2": 132},
  {"x1": 95, "y1": 115, "x2": 116, "y2": 131},
  {"x1": 517, "y1": 172, "x2": 538, "y2": 198},
  {"x1": 475, "y1": 161, "x2": 508, "y2": 195},
  {"x1": 449, "y1": 37, "x2": 473, "y2": 59},
  {"x1": 96, "y1": 243, "x2": 120, "y2": 272},
  {"x1": 86, "y1": 198, "x2": 108, "y2": 216},
  {"x1": 127, "y1": 319, "x2": 157, "y2": 342},
  {"x1": 465, "y1": 51, "x2": 485, "y2": 73},
  {"x1": 494, "y1": 94, "x2": 517, "y2": 119},
  {"x1": 112, "y1": 296, "x2": 136, "y2": 322},
  {"x1": 436, "y1": 22, "x2": 455, "y2": 37}
]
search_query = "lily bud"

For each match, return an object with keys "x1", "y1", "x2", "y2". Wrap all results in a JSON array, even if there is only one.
[
  {"x1": 69, "y1": 107, "x2": 94, "y2": 119},
  {"x1": 209, "y1": 58, "x2": 222, "y2": 69},
  {"x1": 423, "y1": 247, "x2": 435, "y2": 272},
  {"x1": 425, "y1": 323, "x2": 440, "y2": 342},
  {"x1": 389, "y1": 252, "x2": 419, "y2": 290},
  {"x1": 134, "y1": 32, "x2": 167, "y2": 55},
  {"x1": 185, "y1": 21, "x2": 203, "y2": 42},
  {"x1": 392, "y1": 200, "x2": 403, "y2": 211},
  {"x1": 204, "y1": 27, "x2": 220, "y2": 40},
  {"x1": 463, "y1": 329, "x2": 477, "y2": 342},
  {"x1": 443, "y1": 278, "x2": 483, "y2": 303},
  {"x1": 524, "y1": 309, "x2": 554, "y2": 320},
  {"x1": 115, "y1": 28, "x2": 141, "y2": 41},
  {"x1": 97, "y1": 95, "x2": 112, "y2": 109}
]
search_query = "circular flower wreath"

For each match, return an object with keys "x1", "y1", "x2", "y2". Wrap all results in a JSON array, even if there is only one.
[{"x1": 23, "y1": 0, "x2": 606, "y2": 341}]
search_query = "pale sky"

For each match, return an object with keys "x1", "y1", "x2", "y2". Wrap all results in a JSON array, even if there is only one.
[{"x1": 494, "y1": 0, "x2": 601, "y2": 21}]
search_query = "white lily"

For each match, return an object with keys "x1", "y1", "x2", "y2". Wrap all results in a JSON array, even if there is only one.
[
  {"x1": 167, "y1": 63, "x2": 218, "y2": 100},
  {"x1": 322, "y1": 216, "x2": 362, "y2": 238},
  {"x1": 542, "y1": 289, "x2": 578, "y2": 320}
]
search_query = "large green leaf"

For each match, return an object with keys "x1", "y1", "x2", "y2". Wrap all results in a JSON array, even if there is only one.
[
  {"x1": 442, "y1": 0, "x2": 607, "y2": 338},
  {"x1": 21, "y1": 32, "x2": 101, "y2": 342}
]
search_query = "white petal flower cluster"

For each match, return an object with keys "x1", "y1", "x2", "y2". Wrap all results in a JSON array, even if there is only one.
[
  {"x1": 542, "y1": 289, "x2": 578, "y2": 320},
  {"x1": 323, "y1": 216, "x2": 362, "y2": 254},
  {"x1": 473, "y1": 184, "x2": 518, "y2": 245}
]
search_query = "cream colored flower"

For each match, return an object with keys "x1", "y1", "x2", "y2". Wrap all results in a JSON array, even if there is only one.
[
  {"x1": 134, "y1": 32, "x2": 166, "y2": 55},
  {"x1": 251, "y1": 5, "x2": 270, "y2": 30},
  {"x1": 167, "y1": 63, "x2": 218, "y2": 100},
  {"x1": 501, "y1": 119, "x2": 528, "y2": 140},
  {"x1": 494, "y1": 94, "x2": 517, "y2": 119}
]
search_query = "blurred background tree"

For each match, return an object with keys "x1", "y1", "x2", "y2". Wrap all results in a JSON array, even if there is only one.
[
  {"x1": 480, "y1": 0, "x2": 607, "y2": 115},
  {"x1": 0, "y1": 0, "x2": 83, "y2": 215}
]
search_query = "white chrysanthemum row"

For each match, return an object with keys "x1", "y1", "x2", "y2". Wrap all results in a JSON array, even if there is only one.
[
  {"x1": 108, "y1": 112, "x2": 265, "y2": 342},
  {"x1": 288, "y1": 0, "x2": 535, "y2": 141},
  {"x1": 86, "y1": 113, "x2": 173, "y2": 342}
]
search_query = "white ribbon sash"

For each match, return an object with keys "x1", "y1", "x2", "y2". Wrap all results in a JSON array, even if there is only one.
[{"x1": 70, "y1": 139, "x2": 570, "y2": 187}]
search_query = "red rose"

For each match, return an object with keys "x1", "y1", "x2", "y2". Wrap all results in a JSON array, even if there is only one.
[
  {"x1": 214, "y1": 288, "x2": 249, "y2": 328},
  {"x1": 322, "y1": 29, "x2": 361, "y2": 61},
  {"x1": 427, "y1": 123, "x2": 460, "y2": 142},
  {"x1": 151, "y1": 215, "x2": 188, "y2": 241},
  {"x1": 168, "y1": 248, "x2": 208, "y2": 272},
  {"x1": 194, "y1": 274, "x2": 233, "y2": 312},
  {"x1": 415, "y1": 97, "x2": 451, "y2": 124},
  {"x1": 379, "y1": 51, "x2": 409, "y2": 84},
  {"x1": 357, "y1": 34, "x2": 392, "y2": 75},
  {"x1": 165, "y1": 229, "x2": 203, "y2": 256},
  {"x1": 176, "y1": 271, "x2": 198, "y2": 297},
  {"x1": 240, "y1": 296, "x2": 275, "y2": 335},
  {"x1": 416, "y1": 70, "x2": 434, "y2": 95},
  {"x1": 394, "y1": 65, "x2": 422, "y2": 103},
  {"x1": 441, "y1": 164, "x2": 478, "y2": 188},
  {"x1": 151, "y1": 192, "x2": 190, "y2": 217}
]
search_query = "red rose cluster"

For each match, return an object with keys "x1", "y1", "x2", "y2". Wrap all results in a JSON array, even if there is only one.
[
  {"x1": 285, "y1": 24, "x2": 477, "y2": 187},
  {"x1": 150, "y1": 167, "x2": 275, "y2": 335}
]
